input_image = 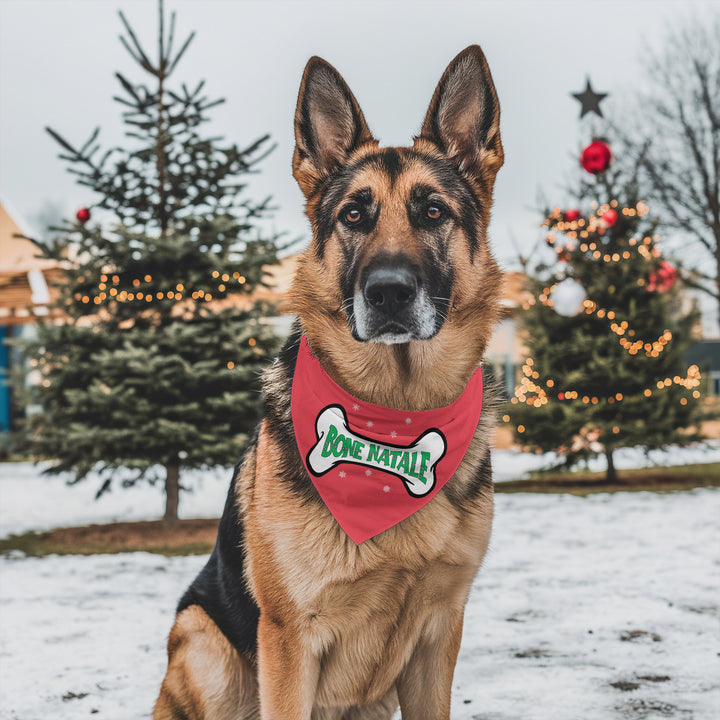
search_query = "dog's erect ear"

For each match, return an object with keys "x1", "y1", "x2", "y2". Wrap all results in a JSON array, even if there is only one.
[
  {"x1": 420, "y1": 45, "x2": 503, "y2": 180},
  {"x1": 293, "y1": 57, "x2": 375, "y2": 198}
]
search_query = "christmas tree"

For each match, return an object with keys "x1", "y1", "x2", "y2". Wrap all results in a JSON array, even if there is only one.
[
  {"x1": 505, "y1": 141, "x2": 705, "y2": 481},
  {"x1": 18, "y1": 1, "x2": 281, "y2": 522}
]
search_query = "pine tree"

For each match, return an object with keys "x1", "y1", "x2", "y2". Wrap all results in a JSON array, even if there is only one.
[
  {"x1": 505, "y1": 156, "x2": 705, "y2": 481},
  {"x1": 19, "y1": 1, "x2": 281, "y2": 522}
]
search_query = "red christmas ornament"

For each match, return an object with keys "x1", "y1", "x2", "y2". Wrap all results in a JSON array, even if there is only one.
[
  {"x1": 580, "y1": 140, "x2": 612, "y2": 174},
  {"x1": 602, "y1": 208, "x2": 618, "y2": 227},
  {"x1": 564, "y1": 209, "x2": 581, "y2": 222},
  {"x1": 647, "y1": 261, "x2": 678, "y2": 292},
  {"x1": 76, "y1": 207, "x2": 91, "y2": 223}
]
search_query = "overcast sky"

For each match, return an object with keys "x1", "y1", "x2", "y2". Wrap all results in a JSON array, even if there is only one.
[{"x1": 0, "y1": 0, "x2": 715, "y2": 271}]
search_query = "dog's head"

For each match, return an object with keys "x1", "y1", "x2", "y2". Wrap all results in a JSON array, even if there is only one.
[{"x1": 288, "y1": 46, "x2": 504, "y2": 400}]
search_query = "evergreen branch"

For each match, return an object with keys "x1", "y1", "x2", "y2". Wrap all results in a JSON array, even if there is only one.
[
  {"x1": 165, "y1": 89, "x2": 185, "y2": 104},
  {"x1": 124, "y1": 117, "x2": 157, "y2": 127},
  {"x1": 114, "y1": 72, "x2": 144, "y2": 105},
  {"x1": 118, "y1": 10, "x2": 155, "y2": 74},
  {"x1": 238, "y1": 134, "x2": 272, "y2": 156},
  {"x1": 79, "y1": 127, "x2": 101, "y2": 155},
  {"x1": 241, "y1": 135, "x2": 276, "y2": 168},
  {"x1": 167, "y1": 30, "x2": 195, "y2": 75},
  {"x1": 45, "y1": 126, "x2": 82, "y2": 157},
  {"x1": 113, "y1": 95, "x2": 142, "y2": 109},
  {"x1": 158, "y1": 0, "x2": 166, "y2": 69},
  {"x1": 73, "y1": 174, "x2": 97, "y2": 184},
  {"x1": 98, "y1": 149, "x2": 114, "y2": 170},
  {"x1": 83, "y1": 145, "x2": 101, "y2": 166},
  {"x1": 199, "y1": 98, "x2": 225, "y2": 112},
  {"x1": 119, "y1": 34, "x2": 154, "y2": 74},
  {"x1": 165, "y1": 10, "x2": 177, "y2": 67}
]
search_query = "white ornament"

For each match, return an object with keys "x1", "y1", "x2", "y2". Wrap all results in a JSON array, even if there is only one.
[{"x1": 551, "y1": 278, "x2": 587, "y2": 317}]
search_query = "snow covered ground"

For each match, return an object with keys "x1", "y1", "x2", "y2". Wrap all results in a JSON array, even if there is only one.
[{"x1": 1, "y1": 454, "x2": 719, "y2": 719}]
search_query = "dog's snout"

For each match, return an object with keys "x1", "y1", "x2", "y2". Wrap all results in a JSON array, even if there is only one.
[
  {"x1": 353, "y1": 258, "x2": 436, "y2": 342},
  {"x1": 363, "y1": 266, "x2": 418, "y2": 316}
]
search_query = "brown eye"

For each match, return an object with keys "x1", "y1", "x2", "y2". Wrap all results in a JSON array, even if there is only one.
[
  {"x1": 427, "y1": 205, "x2": 442, "y2": 220},
  {"x1": 344, "y1": 206, "x2": 362, "y2": 224}
]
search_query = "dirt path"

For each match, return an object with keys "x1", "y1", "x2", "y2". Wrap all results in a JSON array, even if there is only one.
[{"x1": 0, "y1": 518, "x2": 220, "y2": 556}]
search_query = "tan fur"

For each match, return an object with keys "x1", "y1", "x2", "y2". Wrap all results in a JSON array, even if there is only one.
[
  {"x1": 155, "y1": 606, "x2": 259, "y2": 720},
  {"x1": 155, "y1": 45, "x2": 503, "y2": 720}
]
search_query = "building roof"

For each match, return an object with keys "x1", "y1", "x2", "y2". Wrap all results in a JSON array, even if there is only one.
[
  {"x1": 0, "y1": 202, "x2": 55, "y2": 273},
  {"x1": 0, "y1": 202, "x2": 59, "y2": 325}
]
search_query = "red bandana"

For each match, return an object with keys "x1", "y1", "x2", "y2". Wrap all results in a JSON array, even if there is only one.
[{"x1": 291, "y1": 337, "x2": 484, "y2": 544}]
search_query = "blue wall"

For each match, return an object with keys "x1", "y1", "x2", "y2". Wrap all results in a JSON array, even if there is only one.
[{"x1": 0, "y1": 326, "x2": 10, "y2": 432}]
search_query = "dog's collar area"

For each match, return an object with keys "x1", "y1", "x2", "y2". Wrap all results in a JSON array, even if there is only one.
[{"x1": 291, "y1": 335, "x2": 483, "y2": 543}]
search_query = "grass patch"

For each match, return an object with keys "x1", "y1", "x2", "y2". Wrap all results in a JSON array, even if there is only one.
[{"x1": 496, "y1": 462, "x2": 720, "y2": 495}]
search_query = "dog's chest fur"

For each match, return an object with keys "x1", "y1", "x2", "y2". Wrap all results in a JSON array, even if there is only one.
[{"x1": 238, "y1": 333, "x2": 495, "y2": 706}]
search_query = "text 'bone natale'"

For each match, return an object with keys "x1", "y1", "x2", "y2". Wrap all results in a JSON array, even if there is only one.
[{"x1": 306, "y1": 405, "x2": 447, "y2": 497}]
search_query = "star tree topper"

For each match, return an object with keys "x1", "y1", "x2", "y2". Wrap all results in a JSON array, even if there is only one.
[{"x1": 572, "y1": 78, "x2": 608, "y2": 118}]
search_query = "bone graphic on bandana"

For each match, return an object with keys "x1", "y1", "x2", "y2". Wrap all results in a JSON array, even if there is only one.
[{"x1": 306, "y1": 405, "x2": 447, "y2": 497}]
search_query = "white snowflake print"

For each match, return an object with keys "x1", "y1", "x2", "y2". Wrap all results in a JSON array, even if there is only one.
[
  {"x1": 383, "y1": 486, "x2": 391, "y2": 493},
  {"x1": 390, "y1": 430, "x2": 397, "y2": 438},
  {"x1": 339, "y1": 471, "x2": 346, "y2": 478},
  {"x1": 367, "y1": 420, "x2": 374, "y2": 428},
  {"x1": 365, "y1": 469, "x2": 372, "y2": 476},
  {"x1": 352, "y1": 403, "x2": 360, "y2": 411},
  {"x1": 405, "y1": 417, "x2": 412, "y2": 424}
]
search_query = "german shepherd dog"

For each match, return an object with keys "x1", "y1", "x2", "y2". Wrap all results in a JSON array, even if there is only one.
[{"x1": 155, "y1": 44, "x2": 504, "y2": 720}]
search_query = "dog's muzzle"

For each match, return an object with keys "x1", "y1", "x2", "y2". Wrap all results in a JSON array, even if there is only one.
[{"x1": 352, "y1": 257, "x2": 437, "y2": 344}]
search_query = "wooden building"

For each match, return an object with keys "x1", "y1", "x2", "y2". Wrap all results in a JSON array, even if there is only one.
[{"x1": 0, "y1": 201, "x2": 60, "y2": 432}]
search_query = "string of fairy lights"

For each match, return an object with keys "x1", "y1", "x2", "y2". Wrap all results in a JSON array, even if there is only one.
[
  {"x1": 72, "y1": 270, "x2": 247, "y2": 306},
  {"x1": 508, "y1": 358, "x2": 702, "y2": 407},
  {"x1": 526, "y1": 293, "x2": 675, "y2": 359},
  {"x1": 504, "y1": 361, "x2": 702, "y2": 435},
  {"x1": 68, "y1": 270, "x2": 258, "y2": 353},
  {"x1": 504, "y1": 199, "x2": 703, "y2": 436},
  {"x1": 543, "y1": 199, "x2": 650, "y2": 240}
]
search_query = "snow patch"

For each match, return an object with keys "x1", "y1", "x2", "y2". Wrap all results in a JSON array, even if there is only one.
[{"x1": 0, "y1": 489, "x2": 718, "y2": 719}]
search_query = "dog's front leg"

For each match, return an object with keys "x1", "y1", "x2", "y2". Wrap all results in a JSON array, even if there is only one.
[
  {"x1": 257, "y1": 612, "x2": 319, "y2": 720},
  {"x1": 396, "y1": 610, "x2": 464, "y2": 720}
]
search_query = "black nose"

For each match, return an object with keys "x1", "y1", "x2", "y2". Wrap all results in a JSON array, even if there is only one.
[{"x1": 363, "y1": 266, "x2": 418, "y2": 316}]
